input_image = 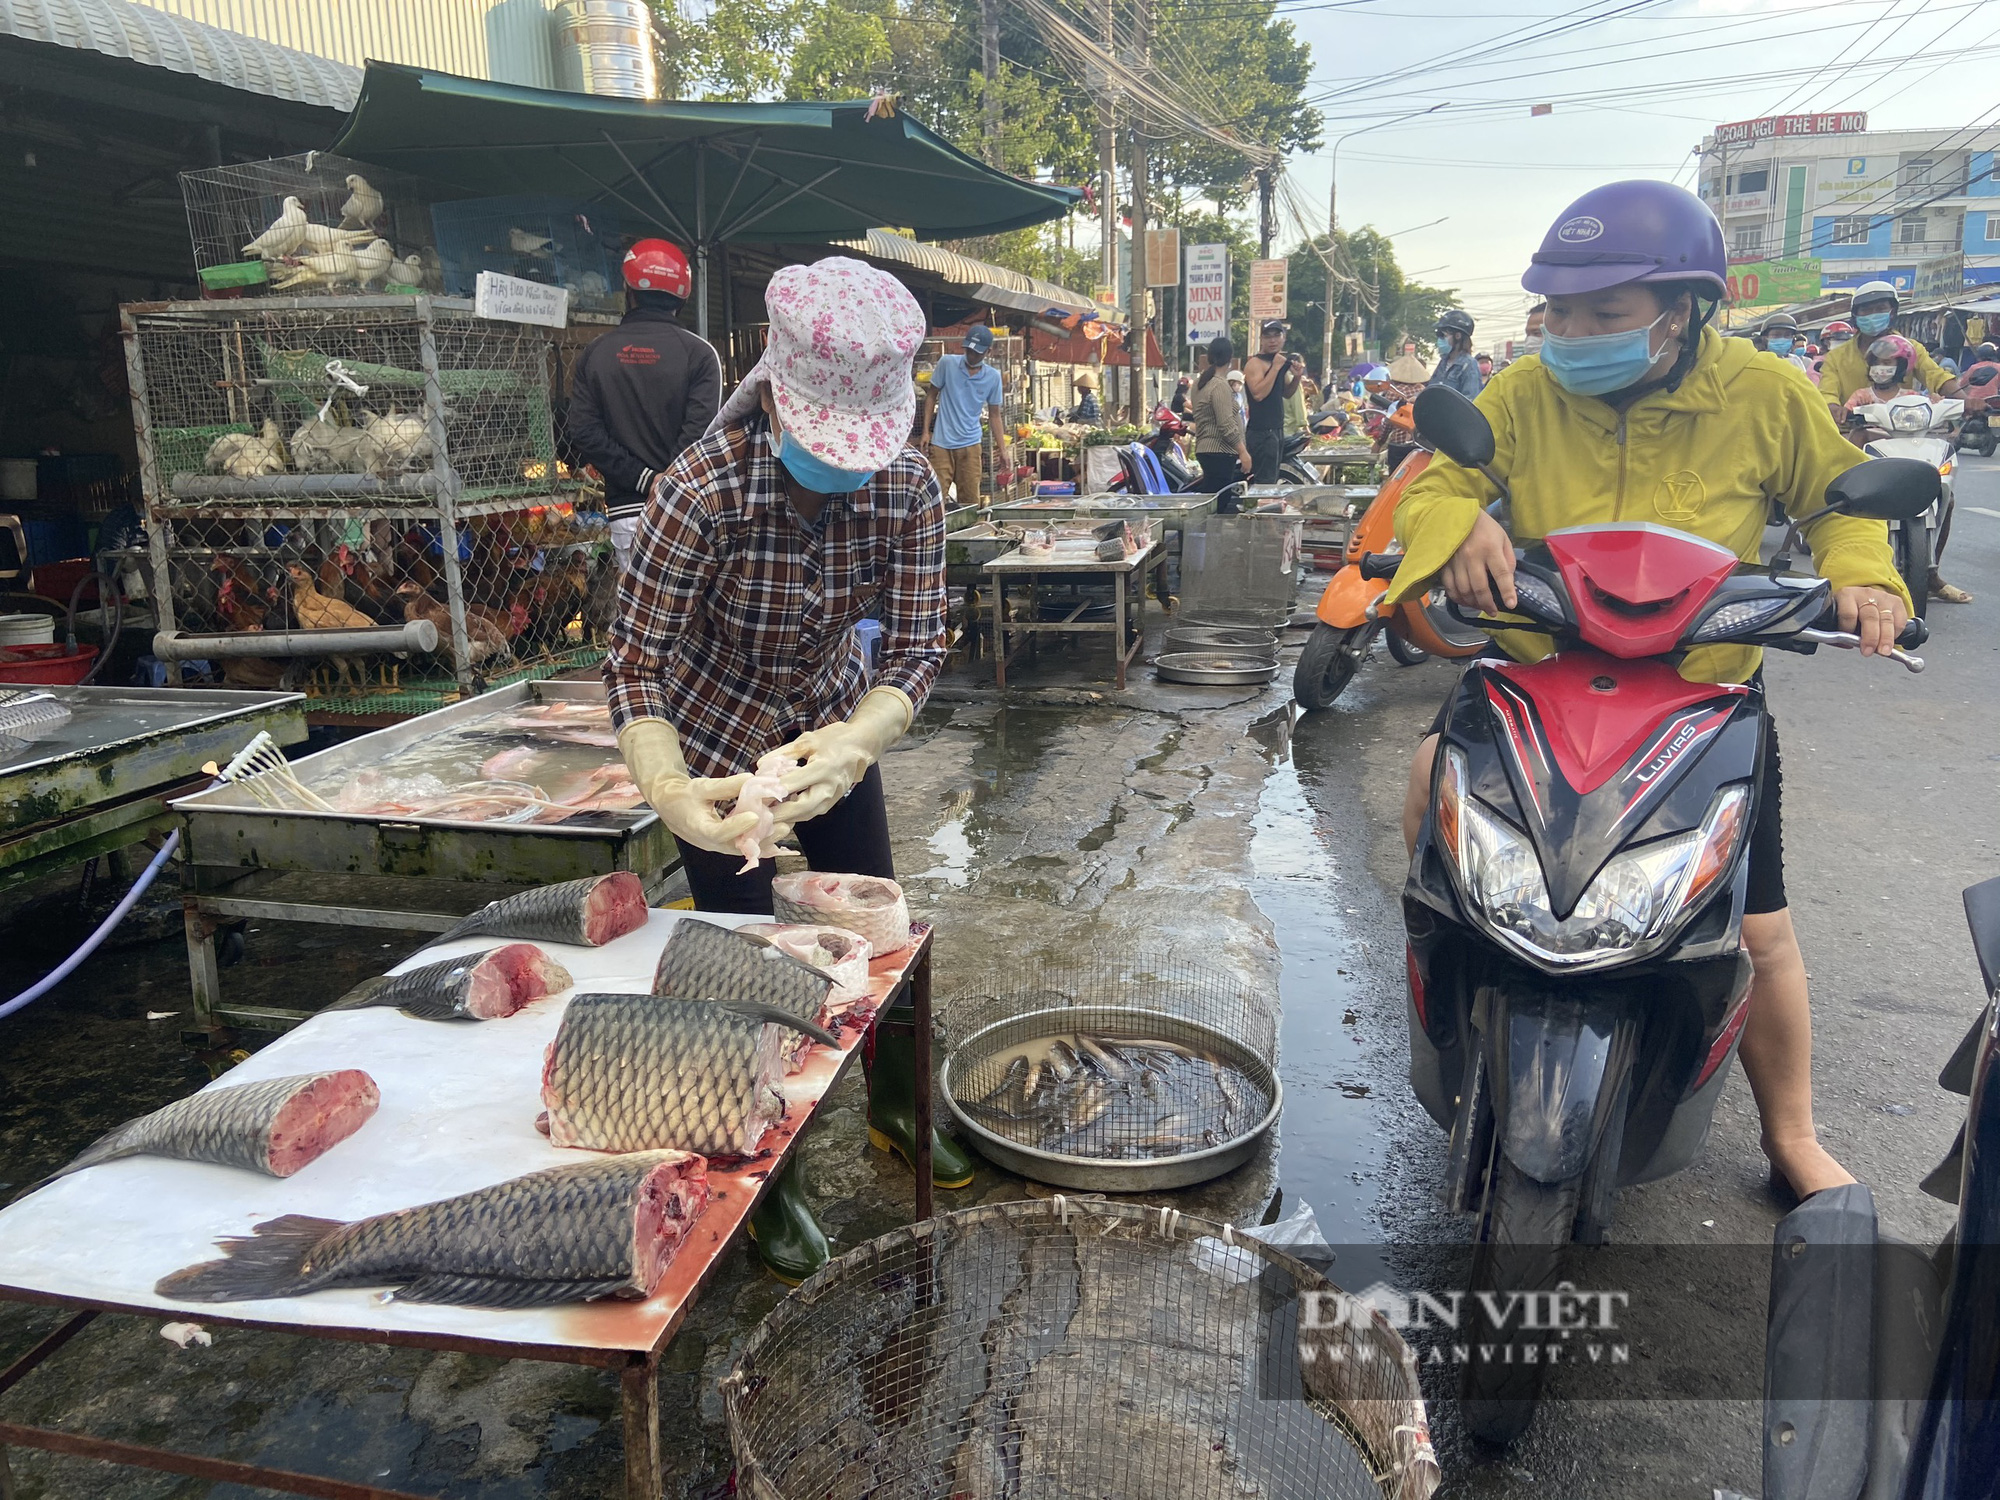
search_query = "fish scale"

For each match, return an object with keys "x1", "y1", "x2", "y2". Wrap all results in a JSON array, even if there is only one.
[
  {"x1": 158, "y1": 1151, "x2": 708, "y2": 1307},
  {"x1": 420, "y1": 872, "x2": 648, "y2": 951},
  {"x1": 542, "y1": 994, "x2": 828, "y2": 1156}
]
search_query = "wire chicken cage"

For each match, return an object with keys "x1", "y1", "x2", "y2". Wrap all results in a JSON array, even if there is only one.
[
  {"x1": 125, "y1": 296, "x2": 609, "y2": 700},
  {"x1": 180, "y1": 152, "x2": 439, "y2": 298},
  {"x1": 430, "y1": 195, "x2": 628, "y2": 318},
  {"x1": 938, "y1": 958, "x2": 1281, "y2": 1191},
  {"x1": 723, "y1": 1198, "x2": 1440, "y2": 1500}
]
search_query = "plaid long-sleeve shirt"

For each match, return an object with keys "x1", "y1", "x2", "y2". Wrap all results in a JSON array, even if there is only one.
[{"x1": 603, "y1": 415, "x2": 947, "y2": 779}]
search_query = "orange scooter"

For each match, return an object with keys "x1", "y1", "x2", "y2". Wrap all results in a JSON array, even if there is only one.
[{"x1": 1294, "y1": 424, "x2": 1489, "y2": 710}]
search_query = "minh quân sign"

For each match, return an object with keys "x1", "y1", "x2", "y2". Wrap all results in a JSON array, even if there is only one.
[{"x1": 1714, "y1": 111, "x2": 1867, "y2": 147}]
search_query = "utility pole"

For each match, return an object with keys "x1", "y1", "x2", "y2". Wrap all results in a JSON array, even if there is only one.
[
  {"x1": 1097, "y1": 0, "x2": 1118, "y2": 333},
  {"x1": 1256, "y1": 167, "x2": 1274, "y2": 257},
  {"x1": 980, "y1": 0, "x2": 1002, "y2": 165},
  {"x1": 1125, "y1": 0, "x2": 1149, "y2": 423}
]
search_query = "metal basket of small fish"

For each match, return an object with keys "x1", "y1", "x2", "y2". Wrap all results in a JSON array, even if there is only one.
[
  {"x1": 722, "y1": 1197, "x2": 1440, "y2": 1500},
  {"x1": 938, "y1": 959, "x2": 1280, "y2": 1191}
]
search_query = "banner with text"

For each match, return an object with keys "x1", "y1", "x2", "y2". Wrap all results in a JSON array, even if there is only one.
[
  {"x1": 475, "y1": 271, "x2": 569, "y2": 327},
  {"x1": 1249, "y1": 258, "x2": 1290, "y2": 324},
  {"x1": 1185, "y1": 243, "x2": 1230, "y2": 344},
  {"x1": 1146, "y1": 229, "x2": 1182, "y2": 288},
  {"x1": 1724, "y1": 257, "x2": 1822, "y2": 307}
]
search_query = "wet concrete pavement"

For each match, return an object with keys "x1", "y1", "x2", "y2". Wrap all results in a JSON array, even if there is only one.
[{"x1": 3, "y1": 460, "x2": 1996, "y2": 1496}]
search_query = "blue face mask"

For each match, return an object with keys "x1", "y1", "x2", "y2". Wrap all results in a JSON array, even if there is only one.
[
  {"x1": 1766, "y1": 337, "x2": 1794, "y2": 357},
  {"x1": 1856, "y1": 310, "x2": 1893, "y2": 337},
  {"x1": 1537, "y1": 309, "x2": 1671, "y2": 398},
  {"x1": 775, "y1": 429, "x2": 877, "y2": 494}
]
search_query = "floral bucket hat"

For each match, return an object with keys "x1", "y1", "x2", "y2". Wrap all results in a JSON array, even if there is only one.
[{"x1": 709, "y1": 256, "x2": 927, "y2": 471}]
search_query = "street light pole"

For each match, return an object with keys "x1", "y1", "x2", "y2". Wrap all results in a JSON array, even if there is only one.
[{"x1": 1323, "y1": 102, "x2": 1445, "y2": 381}]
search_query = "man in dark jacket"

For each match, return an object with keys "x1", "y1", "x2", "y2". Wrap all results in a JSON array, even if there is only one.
[{"x1": 568, "y1": 238, "x2": 722, "y2": 571}]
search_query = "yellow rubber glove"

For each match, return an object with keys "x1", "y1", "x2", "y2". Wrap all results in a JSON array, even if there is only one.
[
  {"x1": 771, "y1": 686, "x2": 913, "y2": 826},
  {"x1": 615, "y1": 718, "x2": 759, "y2": 856}
]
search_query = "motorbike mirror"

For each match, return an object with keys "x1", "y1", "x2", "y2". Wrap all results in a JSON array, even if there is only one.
[
  {"x1": 1413, "y1": 387, "x2": 1495, "y2": 468},
  {"x1": 1823, "y1": 457, "x2": 1942, "y2": 520}
]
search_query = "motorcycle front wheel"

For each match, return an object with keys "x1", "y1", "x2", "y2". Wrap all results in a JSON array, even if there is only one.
[
  {"x1": 1387, "y1": 631, "x2": 1430, "y2": 666},
  {"x1": 1279, "y1": 460, "x2": 1316, "y2": 486},
  {"x1": 1896, "y1": 516, "x2": 1932, "y2": 620},
  {"x1": 1294, "y1": 622, "x2": 1367, "y2": 710},
  {"x1": 1459, "y1": 1159, "x2": 1583, "y2": 1446}
]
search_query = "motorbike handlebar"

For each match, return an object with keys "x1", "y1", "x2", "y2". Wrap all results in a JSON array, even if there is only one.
[
  {"x1": 1808, "y1": 602, "x2": 1928, "y2": 649},
  {"x1": 1359, "y1": 552, "x2": 1402, "y2": 580}
]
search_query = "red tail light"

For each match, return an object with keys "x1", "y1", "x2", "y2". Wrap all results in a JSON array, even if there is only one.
[
  {"x1": 1693, "y1": 995, "x2": 1750, "y2": 1091},
  {"x1": 1406, "y1": 943, "x2": 1427, "y2": 1028}
]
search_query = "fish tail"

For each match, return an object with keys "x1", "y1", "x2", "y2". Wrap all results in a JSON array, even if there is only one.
[
  {"x1": 28, "y1": 1123, "x2": 146, "y2": 1190},
  {"x1": 417, "y1": 911, "x2": 488, "y2": 951},
  {"x1": 155, "y1": 1215, "x2": 345, "y2": 1302},
  {"x1": 324, "y1": 977, "x2": 390, "y2": 1012}
]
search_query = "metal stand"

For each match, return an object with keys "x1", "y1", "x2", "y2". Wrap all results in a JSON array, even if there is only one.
[
  {"x1": 987, "y1": 540, "x2": 1169, "y2": 691},
  {"x1": 0, "y1": 940, "x2": 936, "y2": 1500}
]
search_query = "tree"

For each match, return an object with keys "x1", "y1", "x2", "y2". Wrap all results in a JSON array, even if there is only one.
[
  {"x1": 1286, "y1": 228, "x2": 1458, "y2": 378},
  {"x1": 1146, "y1": 0, "x2": 1320, "y2": 207}
]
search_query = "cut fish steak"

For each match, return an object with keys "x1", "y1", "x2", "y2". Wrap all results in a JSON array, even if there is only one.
[
  {"x1": 651, "y1": 919, "x2": 835, "y2": 1071},
  {"x1": 422, "y1": 873, "x2": 649, "y2": 951},
  {"x1": 40, "y1": 1071, "x2": 378, "y2": 1186},
  {"x1": 156, "y1": 1151, "x2": 709, "y2": 1308},
  {"x1": 329, "y1": 943, "x2": 571, "y2": 1021},
  {"x1": 738, "y1": 923, "x2": 875, "y2": 1017},
  {"x1": 771, "y1": 872, "x2": 913, "y2": 955},
  {"x1": 541, "y1": 993, "x2": 835, "y2": 1156}
]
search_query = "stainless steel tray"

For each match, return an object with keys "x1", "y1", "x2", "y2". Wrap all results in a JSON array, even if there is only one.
[
  {"x1": 1153, "y1": 652, "x2": 1282, "y2": 685},
  {"x1": 1161, "y1": 626, "x2": 1278, "y2": 656},
  {"x1": 0, "y1": 685, "x2": 305, "y2": 836},
  {"x1": 171, "y1": 679, "x2": 672, "y2": 887}
]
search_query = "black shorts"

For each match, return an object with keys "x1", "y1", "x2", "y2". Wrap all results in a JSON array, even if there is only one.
[{"x1": 1423, "y1": 691, "x2": 1786, "y2": 916}]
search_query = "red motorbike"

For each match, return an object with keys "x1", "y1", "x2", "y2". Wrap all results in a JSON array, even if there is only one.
[{"x1": 1400, "y1": 387, "x2": 1933, "y2": 1443}]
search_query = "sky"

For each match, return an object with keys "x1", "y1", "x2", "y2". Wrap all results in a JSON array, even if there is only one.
[{"x1": 1258, "y1": 0, "x2": 2000, "y2": 346}]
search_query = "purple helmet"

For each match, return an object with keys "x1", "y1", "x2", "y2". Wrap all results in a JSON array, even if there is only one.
[{"x1": 1522, "y1": 180, "x2": 1727, "y2": 298}]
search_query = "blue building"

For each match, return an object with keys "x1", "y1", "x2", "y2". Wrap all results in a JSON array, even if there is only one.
[{"x1": 1694, "y1": 116, "x2": 2000, "y2": 298}]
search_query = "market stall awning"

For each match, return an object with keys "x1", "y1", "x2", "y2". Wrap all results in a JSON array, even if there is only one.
[
  {"x1": 833, "y1": 228, "x2": 1094, "y2": 323},
  {"x1": 329, "y1": 63, "x2": 1082, "y2": 332}
]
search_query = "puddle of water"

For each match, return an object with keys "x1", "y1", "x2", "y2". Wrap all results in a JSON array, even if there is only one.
[
  {"x1": 911, "y1": 706, "x2": 1069, "y2": 888},
  {"x1": 1248, "y1": 727, "x2": 1394, "y2": 1259}
]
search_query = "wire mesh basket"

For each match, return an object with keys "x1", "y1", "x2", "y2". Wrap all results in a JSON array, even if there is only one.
[
  {"x1": 723, "y1": 1198, "x2": 1441, "y2": 1500},
  {"x1": 180, "y1": 152, "x2": 438, "y2": 297},
  {"x1": 125, "y1": 297, "x2": 605, "y2": 695},
  {"x1": 1176, "y1": 514, "x2": 1307, "y2": 629},
  {"x1": 938, "y1": 958, "x2": 1280, "y2": 1191}
]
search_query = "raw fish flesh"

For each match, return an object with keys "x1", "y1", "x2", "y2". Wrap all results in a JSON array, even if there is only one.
[
  {"x1": 771, "y1": 872, "x2": 912, "y2": 955},
  {"x1": 651, "y1": 918, "x2": 836, "y2": 1072},
  {"x1": 422, "y1": 873, "x2": 648, "y2": 951},
  {"x1": 40, "y1": 1071, "x2": 378, "y2": 1185},
  {"x1": 329, "y1": 943, "x2": 571, "y2": 1021},
  {"x1": 541, "y1": 993, "x2": 835, "y2": 1155},
  {"x1": 739, "y1": 923, "x2": 874, "y2": 1016},
  {"x1": 156, "y1": 1151, "x2": 709, "y2": 1307}
]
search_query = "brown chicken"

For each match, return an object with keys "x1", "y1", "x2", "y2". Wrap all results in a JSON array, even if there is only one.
[
  {"x1": 394, "y1": 582, "x2": 511, "y2": 668},
  {"x1": 285, "y1": 561, "x2": 374, "y2": 694},
  {"x1": 210, "y1": 554, "x2": 269, "y2": 633}
]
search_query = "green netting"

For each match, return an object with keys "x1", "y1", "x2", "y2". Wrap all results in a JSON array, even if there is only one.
[{"x1": 301, "y1": 644, "x2": 604, "y2": 716}]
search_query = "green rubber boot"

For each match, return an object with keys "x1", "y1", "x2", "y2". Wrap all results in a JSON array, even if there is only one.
[
  {"x1": 867, "y1": 1007, "x2": 977, "y2": 1190},
  {"x1": 745, "y1": 1160, "x2": 828, "y2": 1286}
]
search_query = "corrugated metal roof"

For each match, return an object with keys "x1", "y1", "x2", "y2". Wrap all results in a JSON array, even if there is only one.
[
  {"x1": 840, "y1": 228, "x2": 1093, "y2": 315},
  {"x1": 0, "y1": 0, "x2": 361, "y2": 110}
]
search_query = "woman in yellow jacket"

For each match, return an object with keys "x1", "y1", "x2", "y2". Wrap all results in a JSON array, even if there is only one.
[{"x1": 1387, "y1": 180, "x2": 1912, "y2": 1204}]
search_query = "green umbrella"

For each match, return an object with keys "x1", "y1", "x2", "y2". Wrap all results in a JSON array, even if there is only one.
[{"x1": 330, "y1": 63, "x2": 1081, "y2": 334}]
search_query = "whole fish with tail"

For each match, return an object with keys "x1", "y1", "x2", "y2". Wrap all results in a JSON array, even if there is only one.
[{"x1": 157, "y1": 1151, "x2": 710, "y2": 1307}]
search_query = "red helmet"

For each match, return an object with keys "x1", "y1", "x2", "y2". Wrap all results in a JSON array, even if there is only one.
[{"x1": 622, "y1": 238, "x2": 691, "y2": 298}]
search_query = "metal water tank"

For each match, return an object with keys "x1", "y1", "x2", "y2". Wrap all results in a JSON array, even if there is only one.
[{"x1": 556, "y1": 0, "x2": 657, "y2": 98}]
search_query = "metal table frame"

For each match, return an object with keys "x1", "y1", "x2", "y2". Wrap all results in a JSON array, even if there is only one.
[
  {"x1": 0, "y1": 934, "x2": 935, "y2": 1500},
  {"x1": 986, "y1": 540, "x2": 1169, "y2": 691}
]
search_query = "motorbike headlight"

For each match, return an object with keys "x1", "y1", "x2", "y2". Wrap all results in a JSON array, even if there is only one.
[
  {"x1": 1687, "y1": 595, "x2": 1801, "y2": 643},
  {"x1": 1435, "y1": 747, "x2": 1753, "y2": 969},
  {"x1": 1891, "y1": 405, "x2": 1930, "y2": 432}
]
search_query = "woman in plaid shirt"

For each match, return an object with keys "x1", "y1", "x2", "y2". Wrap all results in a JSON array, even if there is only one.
[{"x1": 604, "y1": 257, "x2": 965, "y2": 1282}]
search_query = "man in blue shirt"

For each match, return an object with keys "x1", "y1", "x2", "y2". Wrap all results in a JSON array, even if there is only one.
[
  {"x1": 920, "y1": 325, "x2": 1010, "y2": 504},
  {"x1": 1426, "y1": 309, "x2": 1484, "y2": 399}
]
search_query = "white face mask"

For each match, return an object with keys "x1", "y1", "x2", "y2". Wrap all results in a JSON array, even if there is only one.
[{"x1": 1869, "y1": 364, "x2": 1898, "y2": 385}]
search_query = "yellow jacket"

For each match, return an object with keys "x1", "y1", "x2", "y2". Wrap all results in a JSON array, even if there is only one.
[
  {"x1": 1818, "y1": 334, "x2": 1951, "y2": 403},
  {"x1": 1387, "y1": 326, "x2": 1910, "y2": 685}
]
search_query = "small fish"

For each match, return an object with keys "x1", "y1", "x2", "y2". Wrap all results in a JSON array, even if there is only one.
[
  {"x1": 1074, "y1": 1035, "x2": 1128, "y2": 1081},
  {"x1": 979, "y1": 1055, "x2": 1030, "y2": 1111},
  {"x1": 770, "y1": 872, "x2": 912, "y2": 955},
  {"x1": 421, "y1": 873, "x2": 648, "y2": 951},
  {"x1": 38, "y1": 1071, "x2": 378, "y2": 1186},
  {"x1": 157, "y1": 1151, "x2": 709, "y2": 1307},
  {"x1": 541, "y1": 993, "x2": 835, "y2": 1157},
  {"x1": 329, "y1": 943, "x2": 571, "y2": 1021}
]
